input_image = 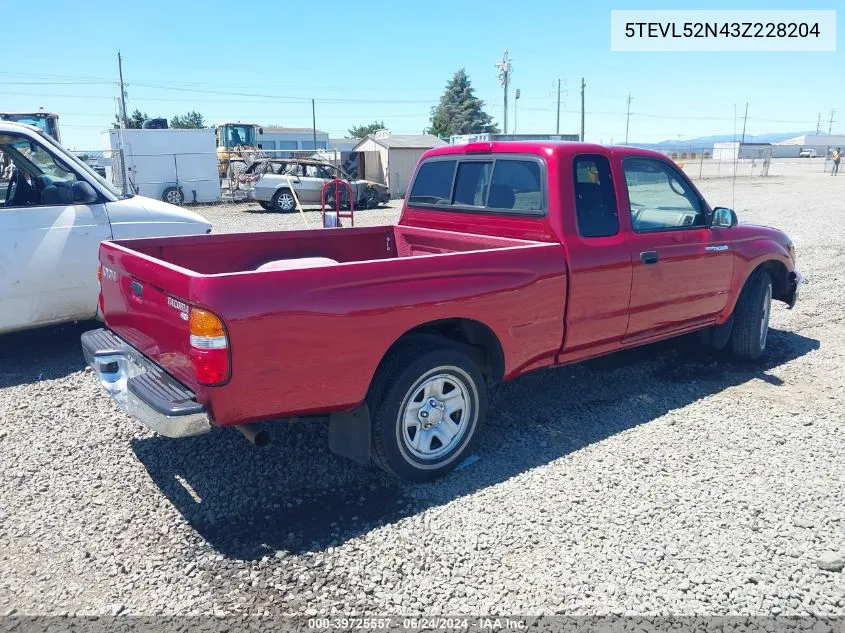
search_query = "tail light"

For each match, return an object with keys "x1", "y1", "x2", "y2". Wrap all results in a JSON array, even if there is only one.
[
  {"x1": 96, "y1": 263, "x2": 104, "y2": 315},
  {"x1": 189, "y1": 307, "x2": 230, "y2": 385}
]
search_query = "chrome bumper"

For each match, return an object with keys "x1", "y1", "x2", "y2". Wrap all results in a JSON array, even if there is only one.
[{"x1": 81, "y1": 329, "x2": 210, "y2": 438}]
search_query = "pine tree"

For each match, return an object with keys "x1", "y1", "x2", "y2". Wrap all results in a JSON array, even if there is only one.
[{"x1": 428, "y1": 69, "x2": 499, "y2": 138}]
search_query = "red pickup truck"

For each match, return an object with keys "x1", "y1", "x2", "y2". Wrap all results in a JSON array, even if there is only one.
[{"x1": 82, "y1": 141, "x2": 800, "y2": 481}]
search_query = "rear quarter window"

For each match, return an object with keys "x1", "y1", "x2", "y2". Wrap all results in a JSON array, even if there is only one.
[{"x1": 408, "y1": 160, "x2": 456, "y2": 205}]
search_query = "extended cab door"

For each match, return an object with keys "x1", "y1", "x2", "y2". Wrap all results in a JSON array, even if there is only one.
[
  {"x1": 558, "y1": 153, "x2": 633, "y2": 358},
  {"x1": 617, "y1": 155, "x2": 734, "y2": 340},
  {"x1": 0, "y1": 134, "x2": 111, "y2": 332}
]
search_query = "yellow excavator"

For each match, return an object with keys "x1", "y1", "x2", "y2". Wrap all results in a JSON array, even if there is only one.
[{"x1": 216, "y1": 122, "x2": 265, "y2": 179}]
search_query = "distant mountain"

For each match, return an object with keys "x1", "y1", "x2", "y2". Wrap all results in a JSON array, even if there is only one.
[{"x1": 632, "y1": 131, "x2": 814, "y2": 150}]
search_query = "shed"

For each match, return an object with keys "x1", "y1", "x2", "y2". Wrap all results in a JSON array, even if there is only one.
[{"x1": 352, "y1": 133, "x2": 447, "y2": 198}]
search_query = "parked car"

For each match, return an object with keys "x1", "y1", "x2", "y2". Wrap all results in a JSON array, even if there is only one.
[
  {"x1": 0, "y1": 121, "x2": 211, "y2": 334},
  {"x1": 82, "y1": 141, "x2": 800, "y2": 482},
  {"x1": 240, "y1": 158, "x2": 390, "y2": 212},
  {"x1": 799, "y1": 149, "x2": 819, "y2": 158}
]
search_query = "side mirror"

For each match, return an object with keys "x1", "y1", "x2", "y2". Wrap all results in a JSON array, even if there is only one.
[
  {"x1": 258, "y1": 127, "x2": 264, "y2": 135},
  {"x1": 710, "y1": 206, "x2": 737, "y2": 228},
  {"x1": 72, "y1": 181, "x2": 99, "y2": 204}
]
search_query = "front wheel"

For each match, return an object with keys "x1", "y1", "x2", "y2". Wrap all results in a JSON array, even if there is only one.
[
  {"x1": 368, "y1": 345, "x2": 487, "y2": 482},
  {"x1": 731, "y1": 268, "x2": 772, "y2": 360}
]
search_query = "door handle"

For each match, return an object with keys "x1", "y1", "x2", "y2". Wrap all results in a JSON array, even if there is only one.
[{"x1": 640, "y1": 251, "x2": 659, "y2": 265}]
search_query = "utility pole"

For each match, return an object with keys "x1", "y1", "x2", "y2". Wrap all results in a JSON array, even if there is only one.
[
  {"x1": 740, "y1": 102, "x2": 749, "y2": 144},
  {"x1": 514, "y1": 89, "x2": 521, "y2": 134},
  {"x1": 624, "y1": 93, "x2": 632, "y2": 145},
  {"x1": 816, "y1": 113, "x2": 822, "y2": 135},
  {"x1": 829, "y1": 109, "x2": 836, "y2": 135},
  {"x1": 495, "y1": 51, "x2": 512, "y2": 134},
  {"x1": 580, "y1": 78, "x2": 586, "y2": 142},
  {"x1": 311, "y1": 99, "x2": 317, "y2": 151},
  {"x1": 556, "y1": 79, "x2": 561, "y2": 134},
  {"x1": 117, "y1": 51, "x2": 128, "y2": 127}
]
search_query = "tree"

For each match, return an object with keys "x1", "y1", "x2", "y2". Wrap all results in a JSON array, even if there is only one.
[
  {"x1": 347, "y1": 121, "x2": 386, "y2": 138},
  {"x1": 112, "y1": 108, "x2": 149, "y2": 129},
  {"x1": 428, "y1": 69, "x2": 499, "y2": 138},
  {"x1": 170, "y1": 111, "x2": 206, "y2": 129}
]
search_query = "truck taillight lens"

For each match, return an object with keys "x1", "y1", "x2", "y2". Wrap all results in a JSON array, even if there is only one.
[
  {"x1": 189, "y1": 308, "x2": 230, "y2": 385},
  {"x1": 96, "y1": 263, "x2": 104, "y2": 315}
]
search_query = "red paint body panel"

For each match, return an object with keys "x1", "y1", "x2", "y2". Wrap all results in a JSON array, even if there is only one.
[{"x1": 97, "y1": 141, "x2": 798, "y2": 428}]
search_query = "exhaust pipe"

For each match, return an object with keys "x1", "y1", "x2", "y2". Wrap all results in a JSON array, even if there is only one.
[{"x1": 234, "y1": 424, "x2": 271, "y2": 447}]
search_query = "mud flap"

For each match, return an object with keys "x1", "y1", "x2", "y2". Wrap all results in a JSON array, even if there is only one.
[
  {"x1": 328, "y1": 404, "x2": 371, "y2": 465},
  {"x1": 711, "y1": 314, "x2": 734, "y2": 350}
]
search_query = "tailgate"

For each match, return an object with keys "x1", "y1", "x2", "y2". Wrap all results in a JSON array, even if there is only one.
[{"x1": 98, "y1": 241, "x2": 199, "y2": 392}]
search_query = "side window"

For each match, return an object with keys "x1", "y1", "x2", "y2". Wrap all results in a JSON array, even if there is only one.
[
  {"x1": 1, "y1": 136, "x2": 79, "y2": 208},
  {"x1": 408, "y1": 159, "x2": 456, "y2": 205},
  {"x1": 452, "y1": 161, "x2": 492, "y2": 207},
  {"x1": 623, "y1": 157, "x2": 704, "y2": 232},
  {"x1": 573, "y1": 155, "x2": 619, "y2": 238},
  {"x1": 489, "y1": 160, "x2": 542, "y2": 211}
]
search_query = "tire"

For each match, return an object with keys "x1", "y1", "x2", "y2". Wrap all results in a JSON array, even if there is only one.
[
  {"x1": 228, "y1": 161, "x2": 246, "y2": 180},
  {"x1": 161, "y1": 186, "x2": 184, "y2": 205},
  {"x1": 272, "y1": 188, "x2": 296, "y2": 213},
  {"x1": 367, "y1": 344, "x2": 487, "y2": 482},
  {"x1": 730, "y1": 268, "x2": 773, "y2": 360},
  {"x1": 325, "y1": 187, "x2": 349, "y2": 211},
  {"x1": 364, "y1": 187, "x2": 381, "y2": 209},
  {"x1": 258, "y1": 201, "x2": 273, "y2": 211}
]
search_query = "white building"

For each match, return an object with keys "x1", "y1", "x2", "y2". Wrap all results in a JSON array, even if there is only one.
[
  {"x1": 778, "y1": 134, "x2": 845, "y2": 147},
  {"x1": 328, "y1": 137, "x2": 360, "y2": 152},
  {"x1": 258, "y1": 127, "x2": 329, "y2": 153},
  {"x1": 352, "y1": 132, "x2": 447, "y2": 197}
]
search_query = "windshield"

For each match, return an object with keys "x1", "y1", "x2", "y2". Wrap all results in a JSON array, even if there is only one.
[{"x1": 222, "y1": 125, "x2": 256, "y2": 148}]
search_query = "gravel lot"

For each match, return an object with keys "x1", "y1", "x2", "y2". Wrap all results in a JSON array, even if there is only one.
[{"x1": 1, "y1": 171, "x2": 843, "y2": 618}]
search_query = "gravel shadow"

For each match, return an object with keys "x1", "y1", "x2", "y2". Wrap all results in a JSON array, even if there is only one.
[
  {"x1": 0, "y1": 320, "x2": 98, "y2": 388},
  {"x1": 131, "y1": 327, "x2": 819, "y2": 561}
]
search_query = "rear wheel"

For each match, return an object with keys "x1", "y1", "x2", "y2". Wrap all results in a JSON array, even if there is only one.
[
  {"x1": 161, "y1": 186, "x2": 184, "y2": 205},
  {"x1": 367, "y1": 344, "x2": 487, "y2": 482},
  {"x1": 272, "y1": 188, "x2": 296, "y2": 213},
  {"x1": 730, "y1": 268, "x2": 772, "y2": 360}
]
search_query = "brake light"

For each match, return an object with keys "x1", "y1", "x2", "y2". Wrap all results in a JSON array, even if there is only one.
[
  {"x1": 189, "y1": 308, "x2": 230, "y2": 385},
  {"x1": 96, "y1": 263, "x2": 104, "y2": 315}
]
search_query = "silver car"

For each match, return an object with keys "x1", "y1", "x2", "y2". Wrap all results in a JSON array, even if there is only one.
[{"x1": 241, "y1": 159, "x2": 390, "y2": 212}]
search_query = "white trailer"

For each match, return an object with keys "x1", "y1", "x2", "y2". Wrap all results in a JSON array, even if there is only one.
[{"x1": 104, "y1": 128, "x2": 220, "y2": 204}]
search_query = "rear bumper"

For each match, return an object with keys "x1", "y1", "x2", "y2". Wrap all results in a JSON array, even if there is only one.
[{"x1": 81, "y1": 328, "x2": 210, "y2": 438}]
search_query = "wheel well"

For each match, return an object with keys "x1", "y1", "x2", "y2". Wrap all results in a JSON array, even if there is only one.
[
  {"x1": 756, "y1": 260, "x2": 790, "y2": 302},
  {"x1": 378, "y1": 319, "x2": 505, "y2": 386}
]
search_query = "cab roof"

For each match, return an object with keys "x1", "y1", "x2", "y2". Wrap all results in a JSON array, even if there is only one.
[{"x1": 423, "y1": 140, "x2": 669, "y2": 162}]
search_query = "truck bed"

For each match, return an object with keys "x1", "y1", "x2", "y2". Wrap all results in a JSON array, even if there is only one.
[
  {"x1": 98, "y1": 224, "x2": 567, "y2": 426},
  {"x1": 116, "y1": 224, "x2": 541, "y2": 274}
]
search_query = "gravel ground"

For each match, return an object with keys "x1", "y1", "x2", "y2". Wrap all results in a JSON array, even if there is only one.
[{"x1": 1, "y1": 172, "x2": 843, "y2": 618}]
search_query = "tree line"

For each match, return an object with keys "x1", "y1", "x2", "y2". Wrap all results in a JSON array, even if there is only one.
[
  {"x1": 114, "y1": 69, "x2": 497, "y2": 138},
  {"x1": 113, "y1": 109, "x2": 207, "y2": 129}
]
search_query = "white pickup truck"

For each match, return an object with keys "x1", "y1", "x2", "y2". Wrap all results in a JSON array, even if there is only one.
[{"x1": 0, "y1": 121, "x2": 212, "y2": 334}]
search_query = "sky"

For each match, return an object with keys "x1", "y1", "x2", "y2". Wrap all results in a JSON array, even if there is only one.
[{"x1": 2, "y1": 0, "x2": 841, "y2": 151}]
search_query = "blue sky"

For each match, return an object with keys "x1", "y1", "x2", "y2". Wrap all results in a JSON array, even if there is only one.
[{"x1": 3, "y1": 0, "x2": 841, "y2": 150}]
